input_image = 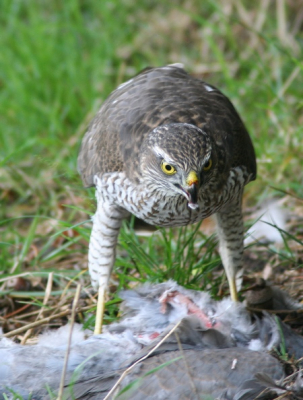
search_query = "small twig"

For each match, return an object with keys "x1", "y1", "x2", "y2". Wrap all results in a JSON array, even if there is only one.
[
  {"x1": 1, "y1": 309, "x2": 72, "y2": 338},
  {"x1": 19, "y1": 274, "x2": 55, "y2": 345},
  {"x1": 175, "y1": 332, "x2": 198, "y2": 397},
  {"x1": 2, "y1": 301, "x2": 88, "y2": 321},
  {"x1": 57, "y1": 284, "x2": 82, "y2": 400},
  {"x1": 1, "y1": 304, "x2": 93, "y2": 338},
  {"x1": 275, "y1": 393, "x2": 291, "y2": 400},
  {"x1": 59, "y1": 271, "x2": 86, "y2": 302},
  {"x1": 37, "y1": 272, "x2": 53, "y2": 320},
  {"x1": 20, "y1": 328, "x2": 33, "y2": 345},
  {"x1": 0, "y1": 305, "x2": 95, "y2": 337},
  {"x1": 282, "y1": 368, "x2": 301, "y2": 384},
  {"x1": 246, "y1": 306, "x2": 303, "y2": 315},
  {"x1": 3, "y1": 303, "x2": 32, "y2": 319},
  {"x1": 104, "y1": 320, "x2": 182, "y2": 400}
]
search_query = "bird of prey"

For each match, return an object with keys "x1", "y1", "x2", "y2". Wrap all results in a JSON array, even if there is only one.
[{"x1": 78, "y1": 64, "x2": 256, "y2": 333}]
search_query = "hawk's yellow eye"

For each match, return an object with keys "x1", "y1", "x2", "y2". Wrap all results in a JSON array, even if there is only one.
[
  {"x1": 203, "y1": 159, "x2": 212, "y2": 171},
  {"x1": 161, "y1": 161, "x2": 176, "y2": 175}
]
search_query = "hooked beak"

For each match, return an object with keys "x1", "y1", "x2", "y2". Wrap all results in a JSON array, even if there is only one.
[
  {"x1": 187, "y1": 184, "x2": 199, "y2": 209},
  {"x1": 182, "y1": 171, "x2": 200, "y2": 210}
]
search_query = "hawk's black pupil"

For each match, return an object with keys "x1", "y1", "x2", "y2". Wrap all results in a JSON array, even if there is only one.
[
  {"x1": 205, "y1": 161, "x2": 210, "y2": 168},
  {"x1": 166, "y1": 165, "x2": 172, "y2": 171}
]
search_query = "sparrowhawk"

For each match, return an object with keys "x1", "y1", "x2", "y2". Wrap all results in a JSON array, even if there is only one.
[{"x1": 78, "y1": 64, "x2": 256, "y2": 333}]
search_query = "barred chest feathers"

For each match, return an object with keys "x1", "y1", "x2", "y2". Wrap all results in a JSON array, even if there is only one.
[{"x1": 94, "y1": 165, "x2": 249, "y2": 227}]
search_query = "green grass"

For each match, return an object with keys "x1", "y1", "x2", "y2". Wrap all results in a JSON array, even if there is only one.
[
  {"x1": 0, "y1": 0, "x2": 303, "y2": 332},
  {"x1": 117, "y1": 221, "x2": 221, "y2": 288}
]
